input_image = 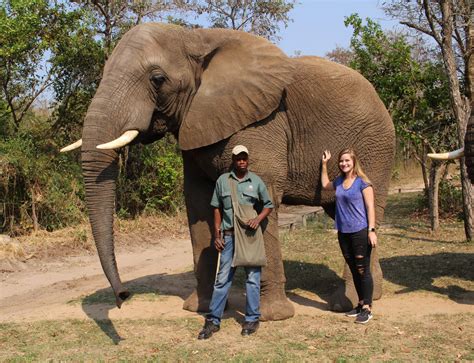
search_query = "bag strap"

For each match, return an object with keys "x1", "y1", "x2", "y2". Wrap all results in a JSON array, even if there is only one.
[{"x1": 228, "y1": 176, "x2": 239, "y2": 213}]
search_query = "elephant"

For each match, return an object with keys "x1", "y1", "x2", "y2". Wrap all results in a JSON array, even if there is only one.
[{"x1": 62, "y1": 23, "x2": 395, "y2": 318}]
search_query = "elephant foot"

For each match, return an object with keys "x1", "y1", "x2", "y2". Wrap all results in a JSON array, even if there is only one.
[
  {"x1": 260, "y1": 285, "x2": 295, "y2": 321},
  {"x1": 329, "y1": 252, "x2": 384, "y2": 312},
  {"x1": 182, "y1": 289, "x2": 212, "y2": 313},
  {"x1": 328, "y1": 284, "x2": 358, "y2": 312},
  {"x1": 328, "y1": 277, "x2": 383, "y2": 312}
]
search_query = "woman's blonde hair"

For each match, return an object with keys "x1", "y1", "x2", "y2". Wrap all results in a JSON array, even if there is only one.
[{"x1": 338, "y1": 148, "x2": 371, "y2": 183}]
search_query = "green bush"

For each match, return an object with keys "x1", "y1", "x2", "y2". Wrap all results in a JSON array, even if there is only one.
[
  {"x1": 116, "y1": 135, "x2": 184, "y2": 218},
  {"x1": 1, "y1": 114, "x2": 184, "y2": 234},
  {"x1": 416, "y1": 178, "x2": 463, "y2": 218},
  {"x1": 438, "y1": 178, "x2": 463, "y2": 217},
  {"x1": 0, "y1": 117, "x2": 85, "y2": 234}
]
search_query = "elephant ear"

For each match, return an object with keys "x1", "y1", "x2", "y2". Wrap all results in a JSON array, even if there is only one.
[{"x1": 179, "y1": 29, "x2": 295, "y2": 150}]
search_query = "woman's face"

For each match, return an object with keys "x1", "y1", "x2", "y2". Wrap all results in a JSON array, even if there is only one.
[{"x1": 339, "y1": 153, "x2": 354, "y2": 175}]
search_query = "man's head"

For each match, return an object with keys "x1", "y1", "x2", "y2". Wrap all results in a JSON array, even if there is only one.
[{"x1": 232, "y1": 145, "x2": 249, "y2": 174}]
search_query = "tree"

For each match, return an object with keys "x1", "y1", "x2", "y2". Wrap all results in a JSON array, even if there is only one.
[
  {"x1": 181, "y1": 0, "x2": 296, "y2": 41},
  {"x1": 345, "y1": 14, "x2": 458, "y2": 231},
  {"x1": 0, "y1": 0, "x2": 91, "y2": 233},
  {"x1": 325, "y1": 46, "x2": 354, "y2": 66},
  {"x1": 0, "y1": 0, "x2": 70, "y2": 133},
  {"x1": 70, "y1": 0, "x2": 173, "y2": 57},
  {"x1": 382, "y1": 0, "x2": 473, "y2": 240}
]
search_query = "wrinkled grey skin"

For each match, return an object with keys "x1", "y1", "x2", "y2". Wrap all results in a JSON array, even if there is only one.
[{"x1": 81, "y1": 23, "x2": 395, "y2": 319}]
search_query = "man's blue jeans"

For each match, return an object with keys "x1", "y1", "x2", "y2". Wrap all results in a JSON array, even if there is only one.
[{"x1": 207, "y1": 234, "x2": 261, "y2": 325}]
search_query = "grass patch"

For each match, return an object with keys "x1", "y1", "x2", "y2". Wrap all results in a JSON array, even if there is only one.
[{"x1": 1, "y1": 314, "x2": 473, "y2": 361}]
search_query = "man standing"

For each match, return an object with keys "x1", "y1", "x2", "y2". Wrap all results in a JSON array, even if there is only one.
[{"x1": 197, "y1": 145, "x2": 273, "y2": 339}]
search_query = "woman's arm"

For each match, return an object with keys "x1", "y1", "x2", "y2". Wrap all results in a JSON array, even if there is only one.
[
  {"x1": 362, "y1": 186, "x2": 377, "y2": 247},
  {"x1": 321, "y1": 150, "x2": 334, "y2": 191}
]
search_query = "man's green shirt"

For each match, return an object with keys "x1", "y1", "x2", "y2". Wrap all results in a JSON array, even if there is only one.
[{"x1": 210, "y1": 170, "x2": 274, "y2": 231}]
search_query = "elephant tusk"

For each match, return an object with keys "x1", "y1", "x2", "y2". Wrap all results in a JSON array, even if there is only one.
[
  {"x1": 60, "y1": 139, "x2": 82, "y2": 152},
  {"x1": 427, "y1": 147, "x2": 464, "y2": 160},
  {"x1": 96, "y1": 130, "x2": 139, "y2": 150}
]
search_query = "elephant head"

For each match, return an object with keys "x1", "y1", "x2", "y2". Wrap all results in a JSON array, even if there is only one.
[{"x1": 61, "y1": 23, "x2": 294, "y2": 307}]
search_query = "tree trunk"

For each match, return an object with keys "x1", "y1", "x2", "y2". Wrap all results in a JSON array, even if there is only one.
[
  {"x1": 428, "y1": 161, "x2": 445, "y2": 232},
  {"x1": 30, "y1": 186, "x2": 39, "y2": 232},
  {"x1": 438, "y1": 1, "x2": 473, "y2": 240}
]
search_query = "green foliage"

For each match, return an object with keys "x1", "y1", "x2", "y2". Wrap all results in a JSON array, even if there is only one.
[
  {"x1": 0, "y1": 115, "x2": 85, "y2": 234},
  {"x1": 116, "y1": 136, "x2": 184, "y2": 218},
  {"x1": 438, "y1": 178, "x2": 463, "y2": 216},
  {"x1": 417, "y1": 178, "x2": 463, "y2": 218},
  {"x1": 344, "y1": 14, "x2": 457, "y2": 154}
]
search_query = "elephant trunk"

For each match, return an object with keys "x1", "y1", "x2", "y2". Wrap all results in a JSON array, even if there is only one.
[{"x1": 81, "y1": 103, "x2": 130, "y2": 308}]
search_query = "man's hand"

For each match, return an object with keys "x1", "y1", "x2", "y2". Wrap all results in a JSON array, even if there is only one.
[
  {"x1": 247, "y1": 217, "x2": 261, "y2": 230},
  {"x1": 214, "y1": 230, "x2": 225, "y2": 251}
]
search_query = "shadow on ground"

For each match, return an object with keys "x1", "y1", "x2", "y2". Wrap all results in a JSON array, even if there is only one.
[
  {"x1": 282, "y1": 260, "x2": 343, "y2": 310},
  {"x1": 81, "y1": 260, "x2": 345, "y2": 343},
  {"x1": 381, "y1": 252, "x2": 474, "y2": 304},
  {"x1": 81, "y1": 271, "x2": 196, "y2": 344}
]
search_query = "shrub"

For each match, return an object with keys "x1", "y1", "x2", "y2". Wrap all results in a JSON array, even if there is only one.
[
  {"x1": 416, "y1": 178, "x2": 463, "y2": 219},
  {"x1": 116, "y1": 135, "x2": 184, "y2": 217},
  {"x1": 0, "y1": 118, "x2": 85, "y2": 234}
]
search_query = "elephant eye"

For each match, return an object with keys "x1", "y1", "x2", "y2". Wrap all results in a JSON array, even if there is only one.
[{"x1": 150, "y1": 74, "x2": 166, "y2": 88}]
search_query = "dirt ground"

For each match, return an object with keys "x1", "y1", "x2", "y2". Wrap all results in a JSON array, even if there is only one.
[{"x1": 1, "y1": 233, "x2": 472, "y2": 325}]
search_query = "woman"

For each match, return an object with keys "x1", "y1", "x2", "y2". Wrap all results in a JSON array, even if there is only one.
[{"x1": 321, "y1": 148, "x2": 377, "y2": 324}]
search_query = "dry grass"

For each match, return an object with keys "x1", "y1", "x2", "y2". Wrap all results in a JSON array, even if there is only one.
[
  {"x1": 1, "y1": 313, "x2": 473, "y2": 361},
  {"x1": 0, "y1": 238, "x2": 27, "y2": 261},
  {"x1": 0, "y1": 210, "x2": 188, "y2": 261}
]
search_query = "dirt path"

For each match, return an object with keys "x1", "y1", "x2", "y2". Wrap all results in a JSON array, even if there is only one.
[{"x1": 1, "y1": 236, "x2": 472, "y2": 324}]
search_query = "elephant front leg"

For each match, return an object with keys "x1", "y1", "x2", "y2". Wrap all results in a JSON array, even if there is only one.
[
  {"x1": 182, "y1": 218, "x2": 217, "y2": 312},
  {"x1": 260, "y1": 208, "x2": 295, "y2": 321},
  {"x1": 328, "y1": 248, "x2": 383, "y2": 311},
  {"x1": 182, "y1": 157, "x2": 218, "y2": 312}
]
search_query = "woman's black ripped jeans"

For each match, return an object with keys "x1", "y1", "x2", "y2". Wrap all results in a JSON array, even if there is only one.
[{"x1": 338, "y1": 228, "x2": 373, "y2": 306}]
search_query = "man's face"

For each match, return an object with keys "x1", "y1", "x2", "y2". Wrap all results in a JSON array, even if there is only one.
[{"x1": 233, "y1": 153, "x2": 249, "y2": 173}]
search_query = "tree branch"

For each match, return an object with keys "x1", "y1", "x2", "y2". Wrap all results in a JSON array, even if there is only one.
[{"x1": 17, "y1": 73, "x2": 53, "y2": 123}]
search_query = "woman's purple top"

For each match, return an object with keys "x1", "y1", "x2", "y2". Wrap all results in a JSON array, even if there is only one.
[{"x1": 333, "y1": 176, "x2": 371, "y2": 233}]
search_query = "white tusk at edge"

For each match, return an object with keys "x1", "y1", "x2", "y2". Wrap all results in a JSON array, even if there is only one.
[
  {"x1": 60, "y1": 139, "x2": 82, "y2": 152},
  {"x1": 96, "y1": 130, "x2": 139, "y2": 150},
  {"x1": 427, "y1": 147, "x2": 464, "y2": 160}
]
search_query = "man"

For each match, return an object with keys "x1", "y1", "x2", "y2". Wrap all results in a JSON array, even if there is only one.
[{"x1": 198, "y1": 145, "x2": 274, "y2": 339}]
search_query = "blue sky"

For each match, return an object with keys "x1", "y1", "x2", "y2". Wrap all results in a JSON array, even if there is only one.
[{"x1": 277, "y1": 0, "x2": 401, "y2": 56}]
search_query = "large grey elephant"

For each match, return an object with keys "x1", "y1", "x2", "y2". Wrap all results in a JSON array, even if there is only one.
[{"x1": 62, "y1": 23, "x2": 395, "y2": 318}]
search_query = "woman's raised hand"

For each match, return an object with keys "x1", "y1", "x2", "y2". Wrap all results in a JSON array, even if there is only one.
[{"x1": 322, "y1": 150, "x2": 331, "y2": 164}]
